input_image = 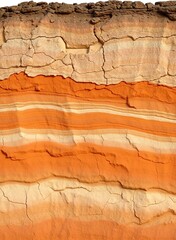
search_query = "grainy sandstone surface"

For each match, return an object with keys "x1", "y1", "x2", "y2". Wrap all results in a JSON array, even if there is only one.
[{"x1": 0, "y1": 1, "x2": 176, "y2": 239}]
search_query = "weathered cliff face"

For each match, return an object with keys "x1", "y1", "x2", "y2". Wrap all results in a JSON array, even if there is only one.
[{"x1": 0, "y1": 1, "x2": 176, "y2": 239}]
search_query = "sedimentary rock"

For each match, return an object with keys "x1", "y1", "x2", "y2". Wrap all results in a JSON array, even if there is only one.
[{"x1": 0, "y1": 1, "x2": 175, "y2": 239}]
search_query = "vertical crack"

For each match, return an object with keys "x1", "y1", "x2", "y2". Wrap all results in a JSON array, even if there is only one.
[
  {"x1": 102, "y1": 45, "x2": 108, "y2": 84},
  {"x1": 25, "y1": 189, "x2": 33, "y2": 223},
  {"x1": 132, "y1": 193, "x2": 141, "y2": 224},
  {"x1": 2, "y1": 24, "x2": 6, "y2": 44},
  {"x1": 93, "y1": 25, "x2": 108, "y2": 84},
  {"x1": 37, "y1": 182, "x2": 44, "y2": 199}
]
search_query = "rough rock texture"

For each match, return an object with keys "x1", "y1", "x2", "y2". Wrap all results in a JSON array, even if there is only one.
[{"x1": 0, "y1": 1, "x2": 176, "y2": 239}]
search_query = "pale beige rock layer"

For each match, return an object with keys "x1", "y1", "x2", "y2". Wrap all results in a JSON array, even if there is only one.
[
  {"x1": 0, "y1": 13, "x2": 176, "y2": 86},
  {"x1": 1, "y1": 177, "x2": 176, "y2": 226}
]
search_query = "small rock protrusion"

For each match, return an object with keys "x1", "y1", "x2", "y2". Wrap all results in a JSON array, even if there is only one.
[
  {"x1": 121, "y1": 1, "x2": 133, "y2": 9},
  {"x1": 56, "y1": 4, "x2": 75, "y2": 14},
  {"x1": 75, "y1": 4, "x2": 89, "y2": 14},
  {"x1": 90, "y1": 17, "x2": 101, "y2": 24},
  {"x1": 36, "y1": 2, "x2": 48, "y2": 6},
  {"x1": 132, "y1": 1, "x2": 145, "y2": 9},
  {"x1": 145, "y1": 2, "x2": 154, "y2": 10},
  {"x1": 49, "y1": 2, "x2": 61, "y2": 11},
  {"x1": 116, "y1": 1, "x2": 122, "y2": 9}
]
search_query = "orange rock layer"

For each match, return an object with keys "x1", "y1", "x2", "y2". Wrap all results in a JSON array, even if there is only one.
[{"x1": 0, "y1": 72, "x2": 175, "y2": 239}]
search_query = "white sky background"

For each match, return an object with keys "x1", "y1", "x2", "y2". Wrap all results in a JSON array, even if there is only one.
[{"x1": 0, "y1": 0, "x2": 167, "y2": 8}]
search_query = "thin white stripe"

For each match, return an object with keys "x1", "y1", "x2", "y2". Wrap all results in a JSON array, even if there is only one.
[{"x1": 0, "y1": 102, "x2": 175, "y2": 123}]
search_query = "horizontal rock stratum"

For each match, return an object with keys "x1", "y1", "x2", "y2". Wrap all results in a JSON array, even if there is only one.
[{"x1": 0, "y1": 1, "x2": 176, "y2": 239}]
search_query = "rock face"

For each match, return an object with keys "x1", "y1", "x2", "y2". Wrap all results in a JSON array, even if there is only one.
[{"x1": 0, "y1": 1, "x2": 175, "y2": 239}]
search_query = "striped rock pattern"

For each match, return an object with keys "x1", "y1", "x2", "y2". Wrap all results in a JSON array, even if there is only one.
[{"x1": 0, "y1": 2, "x2": 176, "y2": 239}]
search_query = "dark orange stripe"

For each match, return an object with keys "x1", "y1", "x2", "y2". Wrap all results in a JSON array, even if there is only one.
[
  {"x1": 0, "y1": 72, "x2": 175, "y2": 105},
  {"x1": 0, "y1": 109, "x2": 174, "y2": 136},
  {"x1": 0, "y1": 142, "x2": 175, "y2": 193},
  {"x1": 0, "y1": 218, "x2": 175, "y2": 240}
]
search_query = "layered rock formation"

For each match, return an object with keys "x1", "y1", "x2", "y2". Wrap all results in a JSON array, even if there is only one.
[{"x1": 0, "y1": 1, "x2": 176, "y2": 239}]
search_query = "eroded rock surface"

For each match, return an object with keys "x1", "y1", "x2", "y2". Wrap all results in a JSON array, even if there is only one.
[{"x1": 0, "y1": 1, "x2": 175, "y2": 239}]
